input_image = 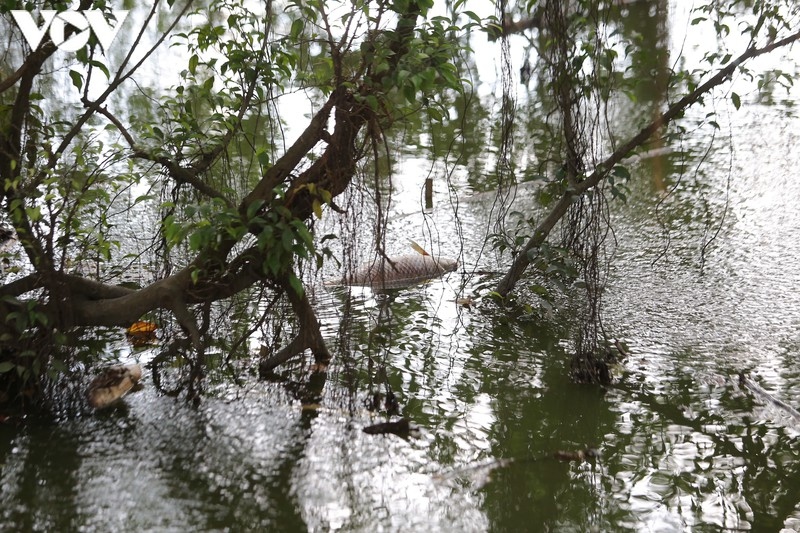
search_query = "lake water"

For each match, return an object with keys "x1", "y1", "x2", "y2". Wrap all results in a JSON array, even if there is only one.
[{"x1": 2, "y1": 1, "x2": 800, "y2": 531}]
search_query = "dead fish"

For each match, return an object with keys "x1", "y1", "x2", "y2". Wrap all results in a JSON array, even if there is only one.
[
  {"x1": 342, "y1": 253, "x2": 457, "y2": 289},
  {"x1": 334, "y1": 241, "x2": 458, "y2": 289},
  {"x1": 87, "y1": 364, "x2": 142, "y2": 409}
]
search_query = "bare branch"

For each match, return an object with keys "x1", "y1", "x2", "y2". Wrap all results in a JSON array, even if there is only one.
[{"x1": 496, "y1": 28, "x2": 800, "y2": 296}]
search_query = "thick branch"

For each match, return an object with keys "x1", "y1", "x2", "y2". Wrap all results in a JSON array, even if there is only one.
[
  {"x1": 258, "y1": 275, "x2": 330, "y2": 374},
  {"x1": 0, "y1": 273, "x2": 42, "y2": 298},
  {"x1": 241, "y1": 90, "x2": 338, "y2": 210},
  {"x1": 4, "y1": 2, "x2": 426, "y2": 362},
  {"x1": 69, "y1": 269, "x2": 193, "y2": 326}
]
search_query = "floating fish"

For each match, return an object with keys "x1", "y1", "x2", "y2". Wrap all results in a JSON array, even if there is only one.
[
  {"x1": 87, "y1": 364, "x2": 142, "y2": 409},
  {"x1": 329, "y1": 240, "x2": 457, "y2": 290},
  {"x1": 340, "y1": 253, "x2": 457, "y2": 289},
  {"x1": 326, "y1": 241, "x2": 458, "y2": 290}
]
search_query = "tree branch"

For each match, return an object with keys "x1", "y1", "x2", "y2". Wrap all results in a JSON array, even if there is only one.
[
  {"x1": 259, "y1": 274, "x2": 330, "y2": 374},
  {"x1": 241, "y1": 89, "x2": 338, "y2": 210},
  {"x1": 495, "y1": 28, "x2": 800, "y2": 296}
]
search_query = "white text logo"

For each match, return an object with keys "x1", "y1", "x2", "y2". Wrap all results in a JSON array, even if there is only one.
[{"x1": 11, "y1": 10, "x2": 130, "y2": 52}]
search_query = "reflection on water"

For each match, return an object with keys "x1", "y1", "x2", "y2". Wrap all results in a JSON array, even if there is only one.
[
  {"x1": 599, "y1": 96, "x2": 800, "y2": 530},
  {"x1": 3, "y1": 2, "x2": 800, "y2": 532}
]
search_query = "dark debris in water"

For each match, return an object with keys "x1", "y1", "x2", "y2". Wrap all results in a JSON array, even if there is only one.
[
  {"x1": 364, "y1": 389, "x2": 400, "y2": 416},
  {"x1": 362, "y1": 417, "x2": 416, "y2": 437},
  {"x1": 570, "y1": 340, "x2": 629, "y2": 385},
  {"x1": 553, "y1": 447, "x2": 601, "y2": 462},
  {"x1": 571, "y1": 351, "x2": 613, "y2": 385}
]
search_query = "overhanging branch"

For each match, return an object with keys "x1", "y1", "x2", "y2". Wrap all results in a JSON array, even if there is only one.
[{"x1": 495, "y1": 29, "x2": 800, "y2": 296}]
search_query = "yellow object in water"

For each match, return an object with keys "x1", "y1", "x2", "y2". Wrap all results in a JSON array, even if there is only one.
[
  {"x1": 127, "y1": 321, "x2": 157, "y2": 335},
  {"x1": 87, "y1": 364, "x2": 142, "y2": 409},
  {"x1": 126, "y1": 321, "x2": 158, "y2": 346}
]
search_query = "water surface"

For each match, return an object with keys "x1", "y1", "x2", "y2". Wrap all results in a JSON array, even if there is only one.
[{"x1": 2, "y1": 2, "x2": 800, "y2": 531}]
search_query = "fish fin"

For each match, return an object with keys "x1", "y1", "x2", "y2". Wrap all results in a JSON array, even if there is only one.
[{"x1": 409, "y1": 240, "x2": 430, "y2": 256}]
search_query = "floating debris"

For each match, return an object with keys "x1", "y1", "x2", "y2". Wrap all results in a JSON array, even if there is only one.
[
  {"x1": 738, "y1": 371, "x2": 800, "y2": 423},
  {"x1": 455, "y1": 296, "x2": 475, "y2": 308},
  {"x1": 87, "y1": 364, "x2": 143, "y2": 409},
  {"x1": 126, "y1": 321, "x2": 158, "y2": 346},
  {"x1": 363, "y1": 417, "x2": 415, "y2": 437}
]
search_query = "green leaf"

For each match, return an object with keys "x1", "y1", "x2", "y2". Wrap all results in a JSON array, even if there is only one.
[
  {"x1": 25, "y1": 205, "x2": 41, "y2": 221},
  {"x1": 281, "y1": 229, "x2": 294, "y2": 252},
  {"x1": 403, "y1": 83, "x2": 416, "y2": 103},
  {"x1": 246, "y1": 199, "x2": 265, "y2": 219},
  {"x1": 612, "y1": 165, "x2": 631, "y2": 180},
  {"x1": 69, "y1": 70, "x2": 83, "y2": 90},
  {"x1": 0, "y1": 362, "x2": 14, "y2": 373},
  {"x1": 731, "y1": 92, "x2": 741, "y2": 110},
  {"x1": 89, "y1": 59, "x2": 110, "y2": 79},
  {"x1": 288, "y1": 273, "x2": 304, "y2": 297},
  {"x1": 189, "y1": 54, "x2": 199, "y2": 75},
  {"x1": 290, "y1": 18, "x2": 304, "y2": 39},
  {"x1": 426, "y1": 106, "x2": 443, "y2": 122},
  {"x1": 463, "y1": 10, "x2": 483, "y2": 24}
]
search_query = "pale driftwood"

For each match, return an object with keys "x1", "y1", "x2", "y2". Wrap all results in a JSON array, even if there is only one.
[
  {"x1": 87, "y1": 364, "x2": 142, "y2": 409},
  {"x1": 739, "y1": 372, "x2": 800, "y2": 423}
]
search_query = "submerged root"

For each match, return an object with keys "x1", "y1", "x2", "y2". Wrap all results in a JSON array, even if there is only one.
[
  {"x1": 258, "y1": 278, "x2": 331, "y2": 377},
  {"x1": 570, "y1": 350, "x2": 612, "y2": 385}
]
